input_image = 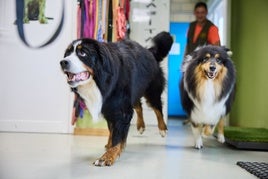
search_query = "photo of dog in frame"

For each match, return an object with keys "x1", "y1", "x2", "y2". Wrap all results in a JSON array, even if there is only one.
[
  {"x1": 180, "y1": 45, "x2": 236, "y2": 149},
  {"x1": 23, "y1": 0, "x2": 48, "y2": 24},
  {"x1": 60, "y1": 32, "x2": 173, "y2": 166}
]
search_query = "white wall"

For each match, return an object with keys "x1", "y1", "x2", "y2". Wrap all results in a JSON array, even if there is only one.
[
  {"x1": 170, "y1": 0, "x2": 197, "y2": 22},
  {"x1": 207, "y1": 0, "x2": 230, "y2": 46},
  {"x1": 0, "y1": 0, "x2": 77, "y2": 133}
]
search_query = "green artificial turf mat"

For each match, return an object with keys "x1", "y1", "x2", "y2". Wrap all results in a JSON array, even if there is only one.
[
  {"x1": 224, "y1": 127, "x2": 268, "y2": 150},
  {"x1": 224, "y1": 127, "x2": 268, "y2": 142}
]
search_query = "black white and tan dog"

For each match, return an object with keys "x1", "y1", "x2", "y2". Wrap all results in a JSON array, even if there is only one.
[
  {"x1": 180, "y1": 45, "x2": 236, "y2": 149},
  {"x1": 60, "y1": 32, "x2": 173, "y2": 166}
]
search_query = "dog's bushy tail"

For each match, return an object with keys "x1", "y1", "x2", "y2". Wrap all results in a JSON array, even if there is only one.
[{"x1": 148, "y1": 31, "x2": 173, "y2": 62}]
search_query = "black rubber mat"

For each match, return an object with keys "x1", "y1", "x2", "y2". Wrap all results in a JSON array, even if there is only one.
[{"x1": 237, "y1": 161, "x2": 268, "y2": 179}]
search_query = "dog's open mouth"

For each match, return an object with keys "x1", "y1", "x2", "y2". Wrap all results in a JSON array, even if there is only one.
[
  {"x1": 206, "y1": 71, "x2": 216, "y2": 79},
  {"x1": 65, "y1": 71, "x2": 90, "y2": 83}
]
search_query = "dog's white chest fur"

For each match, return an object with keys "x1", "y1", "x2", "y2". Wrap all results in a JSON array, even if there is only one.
[
  {"x1": 190, "y1": 80, "x2": 227, "y2": 125},
  {"x1": 77, "y1": 77, "x2": 103, "y2": 122}
]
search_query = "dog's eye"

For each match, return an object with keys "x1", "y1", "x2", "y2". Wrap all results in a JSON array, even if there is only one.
[
  {"x1": 77, "y1": 50, "x2": 87, "y2": 57},
  {"x1": 216, "y1": 58, "x2": 222, "y2": 64},
  {"x1": 202, "y1": 57, "x2": 209, "y2": 62}
]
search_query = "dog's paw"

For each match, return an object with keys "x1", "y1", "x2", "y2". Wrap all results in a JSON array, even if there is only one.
[
  {"x1": 93, "y1": 145, "x2": 121, "y2": 167},
  {"x1": 194, "y1": 137, "x2": 203, "y2": 149},
  {"x1": 94, "y1": 158, "x2": 114, "y2": 167},
  {"x1": 138, "y1": 127, "x2": 145, "y2": 135},
  {"x1": 93, "y1": 154, "x2": 119, "y2": 167},
  {"x1": 159, "y1": 130, "x2": 167, "y2": 137},
  {"x1": 217, "y1": 134, "x2": 225, "y2": 143}
]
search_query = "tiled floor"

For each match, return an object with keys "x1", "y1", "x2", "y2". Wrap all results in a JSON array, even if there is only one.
[{"x1": 0, "y1": 119, "x2": 267, "y2": 179}]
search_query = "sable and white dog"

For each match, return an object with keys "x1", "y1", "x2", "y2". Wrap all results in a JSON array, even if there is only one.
[{"x1": 180, "y1": 45, "x2": 236, "y2": 149}]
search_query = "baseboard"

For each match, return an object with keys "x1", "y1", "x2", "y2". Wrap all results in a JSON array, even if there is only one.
[{"x1": 73, "y1": 127, "x2": 109, "y2": 136}]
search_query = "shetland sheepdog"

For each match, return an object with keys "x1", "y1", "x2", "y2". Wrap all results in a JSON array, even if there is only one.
[{"x1": 180, "y1": 45, "x2": 236, "y2": 149}]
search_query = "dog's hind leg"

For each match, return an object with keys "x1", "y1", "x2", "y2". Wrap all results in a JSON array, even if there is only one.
[
  {"x1": 144, "y1": 69, "x2": 167, "y2": 137},
  {"x1": 217, "y1": 117, "x2": 225, "y2": 143},
  {"x1": 145, "y1": 92, "x2": 167, "y2": 137},
  {"x1": 152, "y1": 107, "x2": 167, "y2": 137},
  {"x1": 134, "y1": 101, "x2": 146, "y2": 134},
  {"x1": 191, "y1": 122, "x2": 203, "y2": 149}
]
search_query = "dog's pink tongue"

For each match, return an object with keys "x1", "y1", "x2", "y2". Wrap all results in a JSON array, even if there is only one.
[{"x1": 75, "y1": 72, "x2": 89, "y2": 81}]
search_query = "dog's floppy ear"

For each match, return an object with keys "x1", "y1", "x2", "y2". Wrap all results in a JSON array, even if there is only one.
[{"x1": 97, "y1": 44, "x2": 114, "y2": 75}]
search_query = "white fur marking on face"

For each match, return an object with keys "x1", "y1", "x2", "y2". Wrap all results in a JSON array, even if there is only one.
[
  {"x1": 64, "y1": 53, "x2": 86, "y2": 74},
  {"x1": 64, "y1": 41, "x2": 85, "y2": 74},
  {"x1": 77, "y1": 76, "x2": 103, "y2": 122},
  {"x1": 62, "y1": 40, "x2": 93, "y2": 88}
]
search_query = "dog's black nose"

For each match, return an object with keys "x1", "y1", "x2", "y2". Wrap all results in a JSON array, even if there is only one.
[
  {"x1": 60, "y1": 60, "x2": 69, "y2": 69},
  {"x1": 209, "y1": 65, "x2": 216, "y2": 72}
]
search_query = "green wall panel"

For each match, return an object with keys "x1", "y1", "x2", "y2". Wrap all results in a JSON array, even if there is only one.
[{"x1": 230, "y1": 0, "x2": 268, "y2": 128}]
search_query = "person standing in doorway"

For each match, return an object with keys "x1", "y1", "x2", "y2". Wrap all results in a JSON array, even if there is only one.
[{"x1": 185, "y1": 1, "x2": 221, "y2": 56}]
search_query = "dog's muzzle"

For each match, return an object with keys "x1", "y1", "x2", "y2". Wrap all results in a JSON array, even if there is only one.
[
  {"x1": 206, "y1": 64, "x2": 217, "y2": 79},
  {"x1": 60, "y1": 60, "x2": 91, "y2": 84}
]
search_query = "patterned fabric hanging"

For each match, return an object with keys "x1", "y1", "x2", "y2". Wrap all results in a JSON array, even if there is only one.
[
  {"x1": 76, "y1": 0, "x2": 129, "y2": 41},
  {"x1": 83, "y1": 0, "x2": 96, "y2": 38},
  {"x1": 96, "y1": 0, "x2": 104, "y2": 42},
  {"x1": 116, "y1": 0, "x2": 126, "y2": 40},
  {"x1": 101, "y1": 0, "x2": 108, "y2": 41}
]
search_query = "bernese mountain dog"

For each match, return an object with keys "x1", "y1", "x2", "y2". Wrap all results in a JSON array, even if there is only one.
[
  {"x1": 60, "y1": 32, "x2": 173, "y2": 166},
  {"x1": 180, "y1": 45, "x2": 236, "y2": 149}
]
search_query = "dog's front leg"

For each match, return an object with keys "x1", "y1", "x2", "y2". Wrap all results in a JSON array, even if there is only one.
[
  {"x1": 105, "y1": 122, "x2": 113, "y2": 150},
  {"x1": 217, "y1": 117, "x2": 226, "y2": 143},
  {"x1": 94, "y1": 110, "x2": 131, "y2": 166},
  {"x1": 191, "y1": 122, "x2": 203, "y2": 149},
  {"x1": 94, "y1": 143, "x2": 122, "y2": 166}
]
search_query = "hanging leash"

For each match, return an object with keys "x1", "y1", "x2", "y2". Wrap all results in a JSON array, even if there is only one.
[{"x1": 15, "y1": 0, "x2": 65, "y2": 48}]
